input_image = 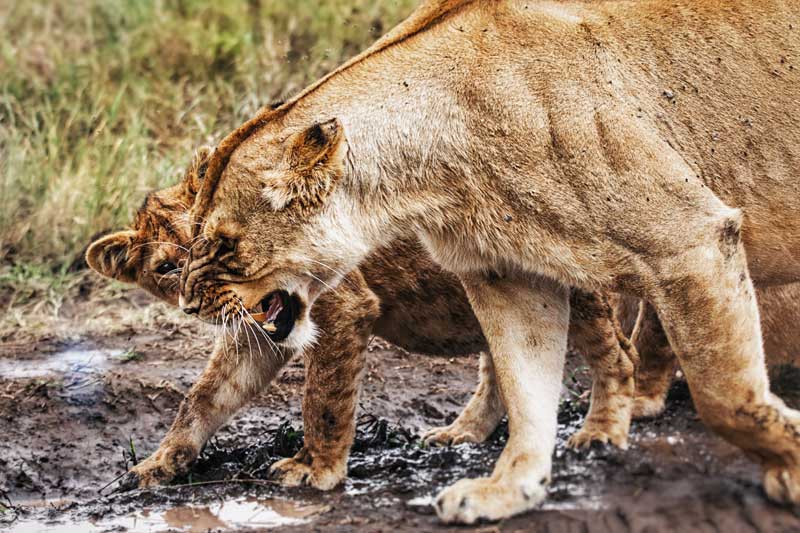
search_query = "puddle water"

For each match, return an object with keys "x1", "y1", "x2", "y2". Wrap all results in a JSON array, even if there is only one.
[
  {"x1": 7, "y1": 498, "x2": 328, "y2": 532},
  {"x1": 0, "y1": 347, "x2": 125, "y2": 404},
  {"x1": 0, "y1": 348, "x2": 122, "y2": 380}
]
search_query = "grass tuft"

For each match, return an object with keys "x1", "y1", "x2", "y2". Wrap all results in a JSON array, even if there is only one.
[{"x1": 1, "y1": 0, "x2": 415, "y2": 269}]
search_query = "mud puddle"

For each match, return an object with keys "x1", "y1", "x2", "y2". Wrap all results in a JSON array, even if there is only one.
[
  {"x1": 2, "y1": 328, "x2": 799, "y2": 532},
  {"x1": 7, "y1": 497, "x2": 327, "y2": 532},
  {"x1": 0, "y1": 347, "x2": 122, "y2": 379}
]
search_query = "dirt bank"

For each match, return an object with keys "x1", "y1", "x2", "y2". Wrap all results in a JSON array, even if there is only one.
[{"x1": 1, "y1": 293, "x2": 798, "y2": 532}]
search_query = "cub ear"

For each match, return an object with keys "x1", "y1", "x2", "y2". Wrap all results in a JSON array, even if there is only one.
[
  {"x1": 85, "y1": 230, "x2": 139, "y2": 283},
  {"x1": 183, "y1": 145, "x2": 214, "y2": 198},
  {"x1": 263, "y1": 118, "x2": 346, "y2": 211}
]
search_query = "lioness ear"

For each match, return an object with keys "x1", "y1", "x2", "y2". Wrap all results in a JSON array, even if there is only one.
[
  {"x1": 85, "y1": 230, "x2": 139, "y2": 283},
  {"x1": 263, "y1": 118, "x2": 345, "y2": 211},
  {"x1": 290, "y1": 118, "x2": 344, "y2": 170}
]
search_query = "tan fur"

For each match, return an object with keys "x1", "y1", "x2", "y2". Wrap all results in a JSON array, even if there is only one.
[
  {"x1": 89, "y1": 147, "x2": 638, "y2": 490},
  {"x1": 181, "y1": 0, "x2": 800, "y2": 522},
  {"x1": 629, "y1": 284, "x2": 800, "y2": 420}
]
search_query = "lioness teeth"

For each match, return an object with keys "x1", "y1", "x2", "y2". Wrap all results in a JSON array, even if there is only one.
[{"x1": 263, "y1": 322, "x2": 277, "y2": 333}]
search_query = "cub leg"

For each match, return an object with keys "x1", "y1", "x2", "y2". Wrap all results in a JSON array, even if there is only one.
[
  {"x1": 631, "y1": 302, "x2": 677, "y2": 418},
  {"x1": 567, "y1": 290, "x2": 638, "y2": 450},
  {"x1": 120, "y1": 330, "x2": 291, "y2": 490},
  {"x1": 269, "y1": 270, "x2": 380, "y2": 490},
  {"x1": 423, "y1": 352, "x2": 506, "y2": 446},
  {"x1": 649, "y1": 215, "x2": 800, "y2": 505},
  {"x1": 435, "y1": 273, "x2": 569, "y2": 524}
]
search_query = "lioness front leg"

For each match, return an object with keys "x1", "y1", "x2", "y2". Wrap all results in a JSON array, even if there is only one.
[
  {"x1": 567, "y1": 290, "x2": 638, "y2": 450},
  {"x1": 269, "y1": 270, "x2": 380, "y2": 490},
  {"x1": 649, "y1": 214, "x2": 800, "y2": 504},
  {"x1": 435, "y1": 273, "x2": 569, "y2": 524},
  {"x1": 120, "y1": 332, "x2": 290, "y2": 490},
  {"x1": 423, "y1": 352, "x2": 506, "y2": 446}
]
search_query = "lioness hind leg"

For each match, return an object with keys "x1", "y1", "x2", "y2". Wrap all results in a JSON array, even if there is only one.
[
  {"x1": 631, "y1": 302, "x2": 677, "y2": 418},
  {"x1": 435, "y1": 273, "x2": 569, "y2": 524},
  {"x1": 567, "y1": 290, "x2": 638, "y2": 450},
  {"x1": 650, "y1": 216, "x2": 800, "y2": 505},
  {"x1": 423, "y1": 352, "x2": 506, "y2": 446},
  {"x1": 269, "y1": 270, "x2": 380, "y2": 490},
  {"x1": 120, "y1": 332, "x2": 290, "y2": 490}
]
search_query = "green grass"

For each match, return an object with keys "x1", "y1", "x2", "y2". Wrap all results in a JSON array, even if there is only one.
[{"x1": 0, "y1": 0, "x2": 416, "y2": 271}]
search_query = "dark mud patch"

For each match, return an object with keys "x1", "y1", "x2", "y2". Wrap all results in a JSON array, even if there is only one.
[{"x1": 1, "y1": 332, "x2": 799, "y2": 532}]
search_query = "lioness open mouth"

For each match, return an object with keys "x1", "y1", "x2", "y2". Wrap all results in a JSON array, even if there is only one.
[{"x1": 248, "y1": 290, "x2": 300, "y2": 342}]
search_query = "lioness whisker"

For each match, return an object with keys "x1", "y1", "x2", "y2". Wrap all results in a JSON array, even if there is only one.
[{"x1": 305, "y1": 271, "x2": 336, "y2": 293}]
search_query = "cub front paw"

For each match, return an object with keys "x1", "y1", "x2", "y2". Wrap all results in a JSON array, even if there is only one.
[
  {"x1": 434, "y1": 476, "x2": 547, "y2": 524},
  {"x1": 567, "y1": 424, "x2": 628, "y2": 450},
  {"x1": 423, "y1": 422, "x2": 491, "y2": 447},
  {"x1": 268, "y1": 455, "x2": 345, "y2": 491},
  {"x1": 115, "y1": 443, "x2": 197, "y2": 491}
]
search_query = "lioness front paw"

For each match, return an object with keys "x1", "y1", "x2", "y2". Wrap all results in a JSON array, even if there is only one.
[
  {"x1": 764, "y1": 465, "x2": 800, "y2": 505},
  {"x1": 434, "y1": 476, "x2": 546, "y2": 524},
  {"x1": 567, "y1": 424, "x2": 629, "y2": 450},
  {"x1": 423, "y1": 422, "x2": 490, "y2": 447},
  {"x1": 268, "y1": 456, "x2": 345, "y2": 491}
]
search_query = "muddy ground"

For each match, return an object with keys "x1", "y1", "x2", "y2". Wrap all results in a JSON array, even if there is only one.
[{"x1": 1, "y1": 289, "x2": 799, "y2": 532}]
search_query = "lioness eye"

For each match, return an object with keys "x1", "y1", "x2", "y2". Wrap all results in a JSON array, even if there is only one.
[{"x1": 155, "y1": 261, "x2": 177, "y2": 275}]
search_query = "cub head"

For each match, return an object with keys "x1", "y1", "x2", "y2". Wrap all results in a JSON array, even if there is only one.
[
  {"x1": 180, "y1": 117, "x2": 372, "y2": 350},
  {"x1": 85, "y1": 147, "x2": 212, "y2": 305}
]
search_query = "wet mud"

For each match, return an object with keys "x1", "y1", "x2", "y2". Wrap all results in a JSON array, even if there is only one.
[{"x1": 1, "y1": 312, "x2": 799, "y2": 532}]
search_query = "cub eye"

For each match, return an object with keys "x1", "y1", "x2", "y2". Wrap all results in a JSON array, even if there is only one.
[
  {"x1": 155, "y1": 261, "x2": 177, "y2": 275},
  {"x1": 218, "y1": 236, "x2": 237, "y2": 255}
]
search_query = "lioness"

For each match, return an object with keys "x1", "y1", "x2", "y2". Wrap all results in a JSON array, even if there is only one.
[
  {"x1": 87, "y1": 147, "x2": 639, "y2": 490},
  {"x1": 179, "y1": 0, "x2": 800, "y2": 523}
]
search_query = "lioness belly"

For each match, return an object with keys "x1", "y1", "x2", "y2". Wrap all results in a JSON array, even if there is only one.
[{"x1": 358, "y1": 237, "x2": 488, "y2": 356}]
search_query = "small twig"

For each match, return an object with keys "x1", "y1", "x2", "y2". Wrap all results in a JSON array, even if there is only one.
[
  {"x1": 165, "y1": 478, "x2": 279, "y2": 490},
  {"x1": 97, "y1": 470, "x2": 129, "y2": 494},
  {"x1": 128, "y1": 436, "x2": 138, "y2": 465}
]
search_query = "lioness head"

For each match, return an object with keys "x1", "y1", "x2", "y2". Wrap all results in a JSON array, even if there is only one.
[
  {"x1": 181, "y1": 117, "x2": 370, "y2": 349},
  {"x1": 85, "y1": 147, "x2": 212, "y2": 305}
]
